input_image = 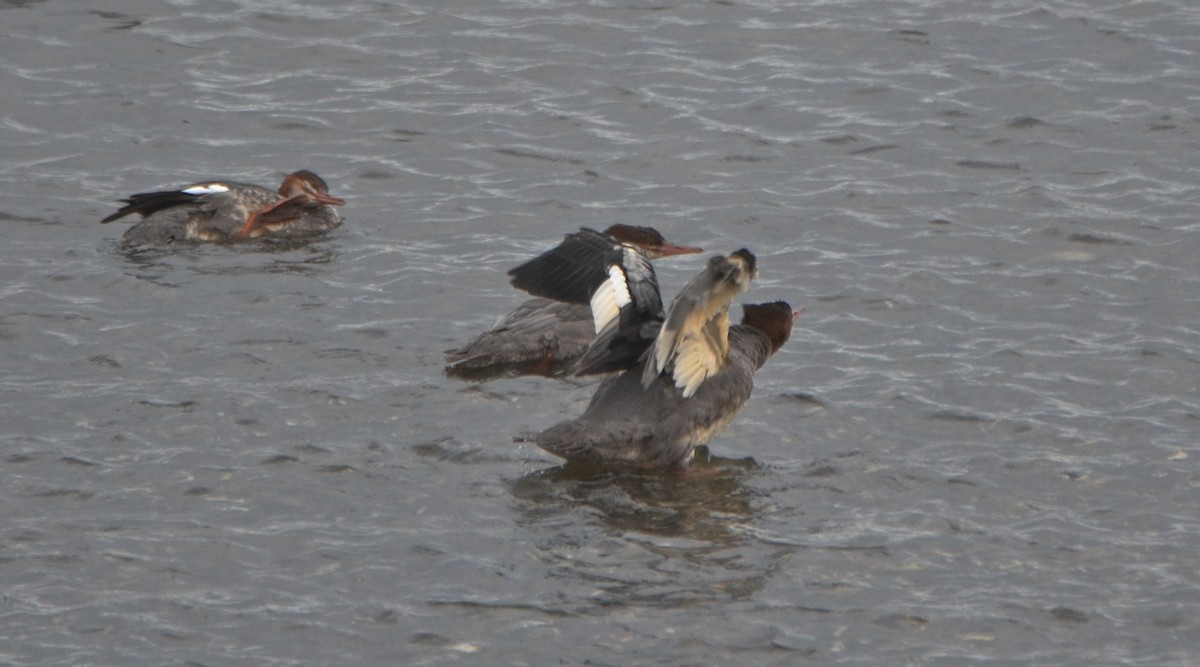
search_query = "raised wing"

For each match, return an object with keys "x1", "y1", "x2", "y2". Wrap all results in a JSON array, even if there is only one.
[
  {"x1": 507, "y1": 228, "x2": 617, "y2": 305},
  {"x1": 642, "y1": 249, "x2": 757, "y2": 397},
  {"x1": 574, "y1": 244, "x2": 665, "y2": 375}
]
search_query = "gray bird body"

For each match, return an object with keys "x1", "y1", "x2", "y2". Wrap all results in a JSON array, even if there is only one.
[
  {"x1": 536, "y1": 323, "x2": 775, "y2": 466},
  {"x1": 443, "y1": 298, "x2": 595, "y2": 377},
  {"x1": 102, "y1": 171, "x2": 343, "y2": 248}
]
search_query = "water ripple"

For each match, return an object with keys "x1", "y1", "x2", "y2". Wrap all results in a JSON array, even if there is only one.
[{"x1": 2, "y1": 0, "x2": 1199, "y2": 664}]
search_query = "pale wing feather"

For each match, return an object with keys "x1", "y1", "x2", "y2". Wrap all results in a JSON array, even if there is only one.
[
  {"x1": 574, "y1": 245, "x2": 665, "y2": 375},
  {"x1": 588, "y1": 264, "x2": 632, "y2": 335},
  {"x1": 671, "y1": 309, "x2": 730, "y2": 397},
  {"x1": 642, "y1": 254, "x2": 753, "y2": 391}
]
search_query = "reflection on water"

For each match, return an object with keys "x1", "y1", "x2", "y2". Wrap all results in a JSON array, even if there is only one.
[
  {"x1": 508, "y1": 448, "x2": 781, "y2": 607},
  {"x1": 116, "y1": 239, "x2": 342, "y2": 285},
  {"x1": 513, "y1": 447, "x2": 759, "y2": 541}
]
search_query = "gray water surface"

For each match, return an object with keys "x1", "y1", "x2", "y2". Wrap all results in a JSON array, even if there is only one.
[{"x1": 2, "y1": 0, "x2": 1199, "y2": 665}]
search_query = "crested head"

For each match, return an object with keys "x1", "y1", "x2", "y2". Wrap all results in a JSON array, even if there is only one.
[
  {"x1": 604, "y1": 224, "x2": 703, "y2": 258},
  {"x1": 604, "y1": 224, "x2": 664, "y2": 247},
  {"x1": 740, "y1": 301, "x2": 797, "y2": 355},
  {"x1": 279, "y1": 170, "x2": 344, "y2": 205}
]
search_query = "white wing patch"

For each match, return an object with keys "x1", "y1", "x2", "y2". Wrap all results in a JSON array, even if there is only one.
[
  {"x1": 588, "y1": 265, "x2": 632, "y2": 335},
  {"x1": 182, "y1": 184, "x2": 230, "y2": 195}
]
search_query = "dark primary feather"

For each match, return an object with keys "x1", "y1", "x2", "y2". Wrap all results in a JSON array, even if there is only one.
[
  {"x1": 100, "y1": 190, "x2": 205, "y2": 224},
  {"x1": 506, "y1": 228, "x2": 618, "y2": 305}
]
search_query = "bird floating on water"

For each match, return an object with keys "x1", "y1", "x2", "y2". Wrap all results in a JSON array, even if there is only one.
[
  {"x1": 444, "y1": 224, "x2": 702, "y2": 379},
  {"x1": 101, "y1": 170, "x2": 344, "y2": 247},
  {"x1": 533, "y1": 248, "x2": 801, "y2": 466}
]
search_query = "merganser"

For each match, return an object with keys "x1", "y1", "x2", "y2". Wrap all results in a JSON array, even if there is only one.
[
  {"x1": 529, "y1": 247, "x2": 787, "y2": 465},
  {"x1": 444, "y1": 224, "x2": 702, "y2": 379},
  {"x1": 534, "y1": 300, "x2": 799, "y2": 467},
  {"x1": 101, "y1": 170, "x2": 345, "y2": 247}
]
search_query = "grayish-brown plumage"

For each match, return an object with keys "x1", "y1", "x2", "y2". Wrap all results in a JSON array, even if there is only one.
[
  {"x1": 101, "y1": 170, "x2": 344, "y2": 247},
  {"x1": 444, "y1": 224, "x2": 701, "y2": 379},
  {"x1": 535, "y1": 300, "x2": 798, "y2": 466}
]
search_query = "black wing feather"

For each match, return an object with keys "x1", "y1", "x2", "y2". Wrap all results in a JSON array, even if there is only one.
[
  {"x1": 507, "y1": 228, "x2": 616, "y2": 304},
  {"x1": 100, "y1": 190, "x2": 204, "y2": 224}
]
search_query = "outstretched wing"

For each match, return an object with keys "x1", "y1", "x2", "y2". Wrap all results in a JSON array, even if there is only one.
[
  {"x1": 506, "y1": 228, "x2": 618, "y2": 305},
  {"x1": 643, "y1": 250, "x2": 757, "y2": 397}
]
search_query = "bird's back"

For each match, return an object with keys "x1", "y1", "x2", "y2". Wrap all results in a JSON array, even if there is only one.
[{"x1": 445, "y1": 298, "x2": 594, "y2": 376}]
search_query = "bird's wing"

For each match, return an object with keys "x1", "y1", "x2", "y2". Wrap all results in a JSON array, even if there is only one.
[
  {"x1": 506, "y1": 227, "x2": 616, "y2": 305},
  {"x1": 642, "y1": 252, "x2": 756, "y2": 396}
]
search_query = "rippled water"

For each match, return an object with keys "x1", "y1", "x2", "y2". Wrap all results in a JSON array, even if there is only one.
[{"x1": 2, "y1": 0, "x2": 1199, "y2": 664}]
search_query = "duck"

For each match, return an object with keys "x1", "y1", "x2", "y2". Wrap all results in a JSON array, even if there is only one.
[
  {"x1": 444, "y1": 224, "x2": 702, "y2": 379},
  {"x1": 101, "y1": 170, "x2": 345, "y2": 247},
  {"x1": 534, "y1": 250, "x2": 800, "y2": 466}
]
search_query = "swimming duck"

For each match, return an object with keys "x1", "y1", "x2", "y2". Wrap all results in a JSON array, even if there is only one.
[
  {"x1": 444, "y1": 224, "x2": 701, "y2": 378},
  {"x1": 534, "y1": 250, "x2": 798, "y2": 466},
  {"x1": 101, "y1": 170, "x2": 344, "y2": 247}
]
